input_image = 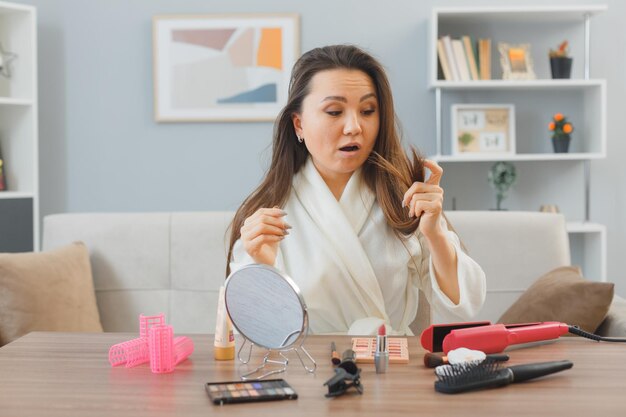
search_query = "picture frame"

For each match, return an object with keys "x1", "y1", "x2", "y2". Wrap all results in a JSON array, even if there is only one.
[
  {"x1": 451, "y1": 104, "x2": 516, "y2": 156},
  {"x1": 153, "y1": 14, "x2": 299, "y2": 122},
  {"x1": 498, "y1": 43, "x2": 536, "y2": 80}
]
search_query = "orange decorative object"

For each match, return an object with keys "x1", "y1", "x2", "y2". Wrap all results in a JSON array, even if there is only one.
[
  {"x1": 256, "y1": 28, "x2": 282, "y2": 70},
  {"x1": 563, "y1": 123, "x2": 573, "y2": 134},
  {"x1": 548, "y1": 122, "x2": 555, "y2": 131},
  {"x1": 554, "y1": 113, "x2": 564, "y2": 122}
]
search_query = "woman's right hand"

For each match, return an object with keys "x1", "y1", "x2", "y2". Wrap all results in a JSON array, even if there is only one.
[{"x1": 240, "y1": 207, "x2": 290, "y2": 266}]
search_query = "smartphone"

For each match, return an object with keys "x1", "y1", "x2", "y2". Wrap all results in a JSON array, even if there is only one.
[{"x1": 205, "y1": 378, "x2": 298, "y2": 405}]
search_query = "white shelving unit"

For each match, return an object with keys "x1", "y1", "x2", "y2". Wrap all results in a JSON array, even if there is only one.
[
  {"x1": 566, "y1": 222, "x2": 606, "y2": 283},
  {"x1": 432, "y1": 153, "x2": 605, "y2": 162},
  {"x1": 0, "y1": 1, "x2": 38, "y2": 252},
  {"x1": 430, "y1": 5, "x2": 607, "y2": 281}
]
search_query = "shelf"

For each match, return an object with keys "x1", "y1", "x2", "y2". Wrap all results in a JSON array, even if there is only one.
[
  {"x1": 0, "y1": 97, "x2": 34, "y2": 106},
  {"x1": 431, "y1": 153, "x2": 605, "y2": 163},
  {"x1": 0, "y1": 2, "x2": 35, "y2": 13},
  {"x1": 0, "y1": 191, "x2": 34, "y2": 199},
  {"x1": 430, "y1": 79, "x2": 605, "y2": 90},
  {"x1": 0, "y1": 1, "x2": 38, "y2": 251},
  {"x1": 431, "y1": 5, "x2": 608, "y2": 284},
  {"x1": 566, "y1": 222, "x2": 606, "y2": 234},
  {"x1": 434, "y1": 5, "x2": 607, "y2": 23}
]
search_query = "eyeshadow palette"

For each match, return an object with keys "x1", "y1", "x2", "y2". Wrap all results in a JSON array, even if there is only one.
[
  {"x1": 351, "y1": 337, "x2": 410, "y2": 364},
  {"x1": 205, "y1": 378, "x2": 298, "y2": 405}
]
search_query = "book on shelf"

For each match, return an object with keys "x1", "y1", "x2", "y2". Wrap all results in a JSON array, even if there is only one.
[
  {"x1": 437, "y1": 36, "x2": 491, "y2": 82},
  {"x1": 441, "y1": 35, "x2": 460, "y2": 81},
  {"x1": 436, "y1": 38, "x2": 452, "y2": 80},
  {"x1": 462, "y1": 36, "x2": 479, "y2": 81},
  {"x1": 451, "y1": 39, "x2": 471, "y2": 81},
  {"x1": 478, "y1": 38, "x2": 492, "y2": 80}
]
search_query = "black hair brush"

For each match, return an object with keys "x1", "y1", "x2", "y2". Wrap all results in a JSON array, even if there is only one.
[{"x1": 435, "y1": 359, "x2": 573, "y2": 394}]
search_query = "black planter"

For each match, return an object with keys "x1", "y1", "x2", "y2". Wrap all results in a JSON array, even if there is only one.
[
  {"x1": 550, "y1": 57, "x2": 573, "y2": 79},
  {"x1": 552, "y1": 134, "x2": 571, "y2": 153}
]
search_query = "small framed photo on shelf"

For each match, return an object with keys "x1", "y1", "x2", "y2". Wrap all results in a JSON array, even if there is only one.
[
  {"x1": 153, "y1": 14, "x2": 299, "y2": 122},
  {"x1": 451, "y1": 104, "x2": 516, "y2": 156},
  {"x1": 498, "y1": 43, "x2": 536, "y2": 80}
]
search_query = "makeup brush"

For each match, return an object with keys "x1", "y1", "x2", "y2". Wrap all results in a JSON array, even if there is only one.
[
  {"x1": 331, "y1": 342, "x2": 341, "y2": 365},
  {"x1": 423, "y1": 352, "x2": 509, "y2": 368},
  {"x1": 435, "y1": 359, "x2": 573, "y2": 394}
]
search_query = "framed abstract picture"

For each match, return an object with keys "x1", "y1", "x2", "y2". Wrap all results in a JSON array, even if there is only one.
[
  {"x1": 153, "y1": 14, "x2": 299, "y2": 122},
  {"x1": 451, "y1": 104, "x2": 516, "y2": 156}
]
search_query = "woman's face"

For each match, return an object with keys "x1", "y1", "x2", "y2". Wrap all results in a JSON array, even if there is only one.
[{"x1": 292, "y1": 68, "x2": 380, "y2": 184}]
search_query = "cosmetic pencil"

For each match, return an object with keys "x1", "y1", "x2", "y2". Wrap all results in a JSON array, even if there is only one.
[
  {"x1": 374, "y1": 324, "x2": 388, "y2": 374},
  {"x1": 331, "y1": 342, "x2": 341, "y2": 365}
]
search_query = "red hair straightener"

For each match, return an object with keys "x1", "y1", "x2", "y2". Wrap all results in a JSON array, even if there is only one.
[{"x1": 421, "y1": 321, "x2": 626, "y2": 354}]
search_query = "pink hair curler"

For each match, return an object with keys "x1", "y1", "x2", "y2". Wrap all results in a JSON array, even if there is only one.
[
  {"x1": 108, "y1": 313, "x2": 166, "y2": 367},
  {"x1": 173, "y1": 336, "x2": 195, "y2": 365},
  {"x1": 149, "y1": 325, "x2": 175, "y2": 373},
  {"x1": 139, "y1": 313, "x2": 165, "y2": 338},
  {"x1": 108, "y1": 337, "x2": 149, "y2": 367},
  {"x1": 148, "y1": 325, "x2": 194, "y2": 374},
  {"x1": 109, "y1": 313, "x2": 194, "y2": 372}
]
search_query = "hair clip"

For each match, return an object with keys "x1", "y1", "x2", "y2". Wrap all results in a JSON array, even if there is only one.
[{"x1": 323, "y1": 367, "x2": 363, "y2": 397}]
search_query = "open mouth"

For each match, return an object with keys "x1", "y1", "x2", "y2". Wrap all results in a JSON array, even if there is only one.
[{"x1": 339, "y1": 145, "x2": 360, "y2": 152}]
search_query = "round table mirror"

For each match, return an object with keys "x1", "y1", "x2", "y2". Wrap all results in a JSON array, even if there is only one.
[{"x1": 225, "y1": 264, "x2": 307, "y2": 350}]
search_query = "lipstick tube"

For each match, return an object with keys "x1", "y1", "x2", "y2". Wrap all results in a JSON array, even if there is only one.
[{"x1": 374, "y1": 325, "x2": 388, "y2": 374}]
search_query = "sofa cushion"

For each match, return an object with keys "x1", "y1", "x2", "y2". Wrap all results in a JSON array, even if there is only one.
[
  {"x1": 443, "y1": 211, "x2": 570, "y2": 323},
  {"x1": 0, "y1": 242, "x2": 103, "y2": 345},
  {"x1": 595, "y1": 295, "x2": 626, "y2": 337},
  {"x1": 497, "y1": 266, "x2": 614, "y2": 332}
]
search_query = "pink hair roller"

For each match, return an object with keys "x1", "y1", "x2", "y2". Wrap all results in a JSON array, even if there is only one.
[
  {"x1": 108, "y1": 313, "x2": 166, "y2": 367},
  {"x1": 139, "y1": 313, "x2": 165, "y2": 338},
  {"x1": 108, "y1": 313, "x2": 193, "y2": 373},
  {"x1": 173, "y1": 336, "x2": 195, "y2": 365},
  {"x1": 148, "y1": 325, "x2": 195, "y2": 374},
  {"x1": 108, "y1": 337, "x2": 149, "y2": 367},
  {"x1": 149, "y1": 325, "x2": 175, "y2": 373}
]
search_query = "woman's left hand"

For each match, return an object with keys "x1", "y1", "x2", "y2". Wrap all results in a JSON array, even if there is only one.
[{"x1": 402, "y1": 159, "x2": 445, "y2": 239}]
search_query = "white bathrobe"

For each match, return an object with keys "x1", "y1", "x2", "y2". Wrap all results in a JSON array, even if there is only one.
[{"x1": 231, "y1": 158, "x2": 486, "y2": 335}]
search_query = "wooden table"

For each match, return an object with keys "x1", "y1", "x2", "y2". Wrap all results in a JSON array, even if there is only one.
[{"x1": 0, "y1": 332, "x2": 625, "y2": 416}]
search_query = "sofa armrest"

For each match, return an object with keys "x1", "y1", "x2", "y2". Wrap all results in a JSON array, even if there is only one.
[{"x1": 595, "y1": 294, "x2": 626, "y2": 337}]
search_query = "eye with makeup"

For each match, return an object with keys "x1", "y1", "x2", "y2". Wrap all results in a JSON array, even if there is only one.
[
  {"x1": 361, "y1": 107, "x2": 377, "y2": 116},
  {"x1": 360, "y1": 98, "x2": 378, "y2": 116},
  {"x1": 323, "y1": 104, "x2": 377, "y2": 117}
]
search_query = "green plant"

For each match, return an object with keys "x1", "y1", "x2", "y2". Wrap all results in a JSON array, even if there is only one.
[
  {"x1": 549, "y1": 41, "x2": 569, "y2": 58},
  {"x1": 458, "y1": 132, "x2": 474, "y2": 148},
  {"x1": 487, "y1": 161, "x2": 517, "y2": 210}
]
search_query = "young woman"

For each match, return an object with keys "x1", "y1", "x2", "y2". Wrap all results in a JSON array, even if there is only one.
[{"x1": 227, "y1": 45, "x2": 485, "y2": 335}]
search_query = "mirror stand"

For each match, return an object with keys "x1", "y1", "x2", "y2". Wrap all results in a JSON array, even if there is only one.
[{"x1": 237, "y1": 337, "x2": 317, "y2": 381}]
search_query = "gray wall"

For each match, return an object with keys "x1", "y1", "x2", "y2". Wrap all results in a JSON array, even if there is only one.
[{"x1": 14, "y1": 0, "x2": 626, "y2": 294}]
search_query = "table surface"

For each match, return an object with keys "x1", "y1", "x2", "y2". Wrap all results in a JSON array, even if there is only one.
[{"x1": 0, "y1": 332, "x2": 625, "y2": 417}]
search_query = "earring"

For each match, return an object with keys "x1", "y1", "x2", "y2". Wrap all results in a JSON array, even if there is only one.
[{"x1": 297, "y1": 135, "x2": 304, "y2": 143}]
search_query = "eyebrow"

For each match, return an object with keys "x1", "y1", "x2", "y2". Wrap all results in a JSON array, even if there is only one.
[{"x1": 321, "y1": 93, "x2": 377, "y2": 103}]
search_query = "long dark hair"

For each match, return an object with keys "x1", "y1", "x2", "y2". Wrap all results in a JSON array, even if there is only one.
[{"x1": 226, "y1": 45, "x2": 424, "y2": 276}]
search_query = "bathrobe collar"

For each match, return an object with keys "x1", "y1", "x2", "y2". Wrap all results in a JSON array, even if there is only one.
[{"x1": 293, "y1": 158, "x2": 388, "y2": 322}]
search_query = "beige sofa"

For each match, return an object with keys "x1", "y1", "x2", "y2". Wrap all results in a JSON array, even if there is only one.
[{"x1": 42, "y1": 211, "x2": 625, "y2": 335}]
